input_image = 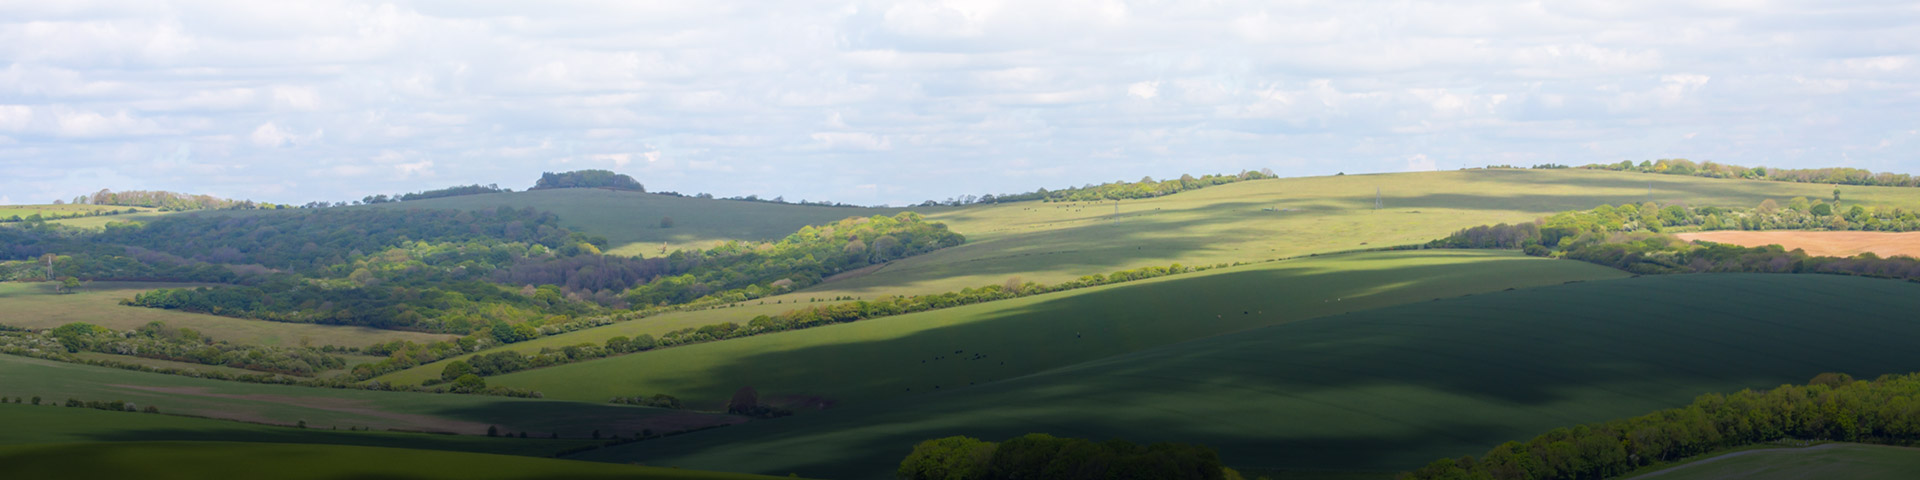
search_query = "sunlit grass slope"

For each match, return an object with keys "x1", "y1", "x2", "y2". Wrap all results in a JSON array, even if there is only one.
[
  {"x1": 1625, "y1": 443, "x2": 1920, "y2": 480},
  {"x1": 471, "y1": 251, "x2": 1628, "y2": 406},
  {"x1": 0, "y1": 354, "x2": 735, "y2": 438},
  {"x1": 0, "y1": 404, "x2": 590, "y2": 456},
  {"x1": 366, "y1": 188, "x2": 944, "y2": 255},
  {"x1": 583, "y1": 273, "x2": 1920, "y2": 479},
  {"x1": 832, "y1": 168, "x2": 1920, "y2": 299},
  {"x1": 0, "y1": 281, "x2": 454, "y2": 348},
  {"x1": 0, "y1": 440, "x2": 797, "y2": 480}
]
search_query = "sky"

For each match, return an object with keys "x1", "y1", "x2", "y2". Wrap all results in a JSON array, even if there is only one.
[{"x1": 1, "y1": 1, "x2": 1917, "y2": 207}]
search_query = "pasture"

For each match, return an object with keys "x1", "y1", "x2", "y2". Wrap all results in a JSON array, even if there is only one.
[
  {"x1": 578, "y1": 273, "x2": 1920, "y2": 479},
  {"x1": 1628, "y1": 443, "x2": 1920, "y2": 480},
  {"x1": 0, "y1": 354, "x2": 739, "y2": 439},
  {"x1": 0, "y1": 404, "x2": 592, "y2": 456},
  {"x1": 466, "y1": 250, "x2": 1628, "y2": 407},
  {"x1": 0, "y1": 440, "x2": 795, "y2": 480},
  {"x1": 0, "y1": 281, "x2": 454, "y2": 348},
  {"x1": 1675, "y1": 230, "x2": 1920, "y2": 259}
]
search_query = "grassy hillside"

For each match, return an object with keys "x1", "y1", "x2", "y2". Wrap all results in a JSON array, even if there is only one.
[
  {"x1": 0, "y1": 281, "x2": 454, "y2": 348},
  {"x1": 578, "y1": 273, "x2": 1920, "y2": 479},
  {"x1": 818, "y1": 168, "x2": 1920, "y2": 299},
  {"x1": 0, "y1": 354, "x2": 738, "y2": 438},
  {"x1": 459, "y1": 251, "x2": 1628, "y2": 407},
  {"x1": 366, "y1": 188, "x2": 942, "y2": 255},
  {"x1": 1627, "y1": 443, "x2": 1920, "y2": 480},
  {"x1": 0, "y1": 404, "x2": 590, "y2": 456},
  {"x1": 0, "y1": 440, "x2": 797, "y2": 480}
]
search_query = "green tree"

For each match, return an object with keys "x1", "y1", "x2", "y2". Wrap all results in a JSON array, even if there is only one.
[
  {"x1": 897, "y1": 436, "x2": 997, "y2": 480},
  {"x1": 1810, "y1": 203, "x2": 1834, "y2": 216},
  {"x1": 58, "y1": 276, "x2": 80, "y2": 294},
  {"x1": 659, "y1": 216, "x2": 674, "y2": 229},
  {"x1": 440, "y1": 360, "x2": 473, "y2": 381}
]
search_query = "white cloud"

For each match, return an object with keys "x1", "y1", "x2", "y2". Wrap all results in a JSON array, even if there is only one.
[
  {"x1": 249, "y1": 121, "x2": 321, "y2": 148},
  {"x1": 1404, "y1": 154, "x2": 1438, "y2": 172},
  {"x1": 0, "y1": 1, "x2": 1916, "y2": 205},
  {"x1": 1127, "y1": 81, "x2": 1159, "y2": 100}
]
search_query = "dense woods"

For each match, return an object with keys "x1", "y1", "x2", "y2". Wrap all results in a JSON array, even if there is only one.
[
  {"x1": 898, "y1": 433, "x2": 1236, "y2": 480},
  {"x1": 920, "y1": 170, "x2": 1277, "y2": 206},
  {"x1": 1582, "y1": 158, "x2": 1920, "y2": 188},
  {"x1": 530, "y1": 170, "x2": 645, "y2": 191},
  {"x1": 1402, "y1": 372, "x2": 1920, "y2": 480}
]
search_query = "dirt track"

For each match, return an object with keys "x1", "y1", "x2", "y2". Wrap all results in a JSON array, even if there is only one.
[{"x1": 1675, "y1": 231, "x2": 1920, "y2": 258}]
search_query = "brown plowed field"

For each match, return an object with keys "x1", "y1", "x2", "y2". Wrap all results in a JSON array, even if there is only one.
[{"x1": 1675, "y1": 231, "x2": 1920, "y2": 258}]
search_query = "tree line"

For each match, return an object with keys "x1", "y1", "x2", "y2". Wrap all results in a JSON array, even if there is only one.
[
  {"x1": 1582, "y1": 159, "x2": 1920, "y2": 188},
  {"x1": 45, "y1": 321, "x2": 346, "y2": 376},
  {"x1": 81, "y1": 189, "x2": 264, "y2": 211},
  {"x1": 898, "y1": 433, "x2": 1240, "y2": 480},
  {"x1": 917, "y1": 170, "x2": 1278, "y2": 207},
  {"x1": 1401, "y1": 372, "x2": 1920, "y2": 480}
]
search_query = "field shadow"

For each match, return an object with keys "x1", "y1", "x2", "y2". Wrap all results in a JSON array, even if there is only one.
[{"x1": 592, "y1": 274, "x2": 1920, "y2": 478}]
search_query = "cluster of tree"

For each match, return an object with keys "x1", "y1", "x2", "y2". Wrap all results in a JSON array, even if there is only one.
[
  {"x1": 89, "y1": 206, "x2": 580, "y2": 275},
  {"x1": 47, "y1": 321, "x2": 346, "y2": 376},
  {"x1": 126, "y1": 278, "x2": 601, "y2": 333},
  {"x1": 0, "y1": 208, "x2": 143, "y2": 223},
  {"x1": 82, "y1": 189, "x2": 263, "y2": 211},
  {"x1": 1403, "y1": 372, "x2": 1920, "y2": 480},
  {"x1": 350, "y1": 184, "x2": 515, "y2": 205},
  {"x1": 608, "y1": 393, "x2": 683, "y2": 409},
  {"x1": 531, "y1": 170, "x2": 645, "y2": 191},
  {"x1": 726, "y1": 386, "x2": 791, "y2": 419},
  {"x1": 651, "y1": 190, "x2": 864, "y2": 207},
  {"x1": 1429, "y1": 201, "x2": 1920, "y2": 257},
  {"x1": 921, "y1": 170, "x2": 1278, "y2": 206},
  {"x1": 60, "y1": 397, "x2": 158, "y2": 414},
  {"x1": 0, "y1": 395, "x2": 41, "y2": 405},
  {"x1": 1582, "y1": 159, "x2": 1920, "y2": 188},
  {"x1": 898, "y1": 433, "x2": 1238, "y2": 480}
]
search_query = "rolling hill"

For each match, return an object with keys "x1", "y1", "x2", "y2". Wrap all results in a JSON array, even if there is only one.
[
  {"x1": 423, "y1": 251, "x2": 1628, "y2": 406},
  {"x1": 571, "y1": 273, "x2": 1920, "y2": 479},
  {"x1": 0, "y1": 440, "x2": 800, "y2": 480}
]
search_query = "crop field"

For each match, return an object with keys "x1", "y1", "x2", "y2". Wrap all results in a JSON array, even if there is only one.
[
  {"x1": 0, "y1": 440, "x2": 794, "y2": 480},
  {"x1": 1675, "y1": 231, "x2": 1920, "y2": 258},
  {"x1": 0, "y1": 355, "x2": 740, "y2": 438},
  {"x1": 366, "y1": 188, "x2": 946, "y2": 255},
  {"x1": 0, "y1": 281, "x2": 454, "y2": 348},
  {"x1": 1628, "y1": 443, "x2": 1920, "y2": 480},
  {"x1": 459, "y1": 250, "x2": 1629, "y2": 406},
  {"x1": 0, "y1": 404, "x2": 594, "y2": 457},
  {"x1": 577, "y1": 273, "x2": 1920, "y2": 479}
]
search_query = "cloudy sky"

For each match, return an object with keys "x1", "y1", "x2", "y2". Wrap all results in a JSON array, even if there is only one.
[{"x1": 2, "y1": 1, "x2": 1917, "y2": 206}]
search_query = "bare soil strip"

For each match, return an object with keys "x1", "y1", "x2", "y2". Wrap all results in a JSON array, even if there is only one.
[{"x1": 1675, "y1": 231, "x2": 1920, "y2": 258}]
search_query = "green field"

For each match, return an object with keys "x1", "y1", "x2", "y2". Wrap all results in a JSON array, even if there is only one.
[
  {"x1": 0, "y1": 440, "x2": 795, "y2": 480},
  {"x1": 815, "y1": 169, "x2": 1920, "y2": 299},
  {"x1": 0, "y1": 281, "x2": 454, "y2": 348},
  {"x1": 456, "y1": 251, "x2": 1628, "y2": 407},
  {"x1": 575, "y1": 273, "x2": 1920, "y2": 479},
  {"x1": 0, "y1": 354, "x2": 738, "y2": 438},
  {"x1": 1628, "y1": 443, "x2": 1920, "y2": 480},
  {"x1": 0, "y1": 404, "x2": 591, "y2": 456},
  {"x1": 367, "y1": 188, "x2": 945, "y2": 255}
]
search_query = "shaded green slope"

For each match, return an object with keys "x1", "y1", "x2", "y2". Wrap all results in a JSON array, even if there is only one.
[
  {"x1": 481, "y1": 250, "x2": 1627, "y2": 406},
  {"x1": 0, "y1": 354, "x2": 736, "y2": 438},
  {"x1": 579, "y1": 273, "x2": 1920, "y2": 478},
  {"x1": 0, "y1": 404, "x2": 587, "y2": 456},
  {"x1": 1627, "y1": 443, "x2": 1920, "y2": 480},
  {"x1": 0, "y1": 441, "x2": 796, "y2": 480}
]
